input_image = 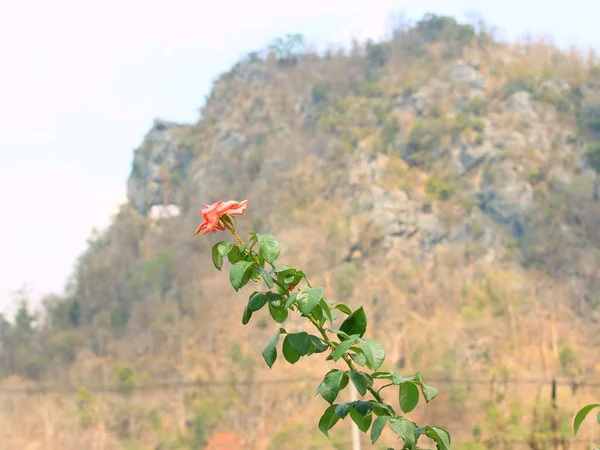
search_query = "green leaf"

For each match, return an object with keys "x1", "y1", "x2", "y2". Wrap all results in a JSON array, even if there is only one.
[
  {"x1": 421, "y1": 383, "x2": 438, "y2": 403},
  {"x1": 359, "y1": 338, "x2": 386, "y2": 370},
  {"x1": 217, "y1": 241, "x2": 233, "y2": 255},
  {"x1": 414, "y1": 373, "x2": 438, "y2": 402},
  {"x1": 257, "y1": 234, "x2": 280, "y2": 263},
  {"x1": 372, "y1": 371, "x2": 394, "y2": 380},
  {"x1": 212, "y1": 241, "x2": 235, "y2": 270},
  {"x1": 250, "y1": 267, "x2": 261, "y2": 282},
  {"x1": 393, "y1": 372, "x2": 415, "y2": 384},
  {"x1": 296, "y1": 270, "x2": 308, "y2": 282},
  {"x1": 349, "y1": 371, "x2": 369, "y2": 396},
  {"x1": 261, "y1": 329, "x2": 283, "y2": 368},
  {"x1": 287, "y1": 332, "x2": 310, "y2": 356},
  {"x1": 318, "y1": 405, "x2": 340, "y2": 437},
  {"x1": 241, "y1": 233, "x2": 257, "y2": 253},
  {"x1": 248, "y1": 292, "x2": 268, "y2": 312},
  {"x1": 399, "y1": 382, "x2": 420, "y2": 413},
  {"x1": 284, "y1": 273, "x2": 295, "y2": 283},
  {"x1": 370, "y1": 401, "x2": 396, "y2": 417},
  {"x1": 352, "y1": 400, "x2": 373, "y2": 415},
  {"x1": 307, "y1": 335, "x2": 328, "y2": 355},
  {"x1": 319, "y1": 299, "x2": 334, "y2": 323},
  {"x1": 390, "y1": 418, "x2": 418, "y2": 449},
  {"x1": 334, "y1": 303, "x2": 353, "y2": 315},
  {"x1": 350, "y1": 408, "x2": 372, "y2": 432},
  {"x1": 211, "y1": 243, "x2": 224, "y2": 270},
  {"x1": 220, "y1": 214, "x2": 234, "y2": 227},
  {"x1": 339, "y1": 306, "x2": 367, "y2": 338},
  {"x1": 371, "y1": 416, "x2": 391, "y2": 443},
  {"x1": 340, "y1": 372, "x2": 350, "y2": 390},
  {"x1": 282, "y1": 335, "x2": 301, "y2": 364},
  {"x1": 258, "y1": 267, "x2": 274, "y2": 288},
  {"x1": 226, "y1": 245, "x2": 242, "y2": 264},
  {"x1": 230, "y1": 261, "x2": 255, "y2": 291},
  {"x1": 574, "y1": 403, "x2": 600, "y2": 434},
  {"x1": 332, "y1": 336, "x2": 358, "y2": 361},
  {"x1": 297, "y1": 287, "x2": 323, "y2": 315},
  {"x1": 423, "y1": 426, "x2": 451, "y2": 450},
  {"x1": 351, "y1": 352, "x2": 368, "y2": 366},
  {"x1": 242, "y1": 305, "x2": 252, "y2": 325},
  {"x1": 311, "y1": 303, "x2": 326, "y2": 326},
  {"x1": 327, "y1": 328, "x2": 351, "y2": 340},
  {"x1": 335, "y1": 403, "x2": 352, "y2": 419},
  {"x1": 268, "y1": 302, "x2": 288, "y2": 323},
  {"x1": 284, "y1": 292, "x2": 298, "y2": 309},
  {"x1": 317, "y1": 370, "x2": 345, "y2": 404}
]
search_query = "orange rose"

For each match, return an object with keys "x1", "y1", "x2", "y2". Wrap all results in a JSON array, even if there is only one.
[{"x1": 195, "y1": 199, "x2": 249, "y2": 235}]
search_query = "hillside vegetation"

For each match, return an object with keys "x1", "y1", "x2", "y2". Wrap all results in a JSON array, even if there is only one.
[{"x1": 2, "y1": 14, "x2": 600, "y2": 450}]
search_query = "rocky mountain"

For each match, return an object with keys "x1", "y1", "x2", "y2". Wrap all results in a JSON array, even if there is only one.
[{"x1": 2, "y1": 14, "x2": 600, "y2": 450}]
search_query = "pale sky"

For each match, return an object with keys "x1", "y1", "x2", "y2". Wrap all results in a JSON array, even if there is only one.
[{"x1": 0, "y1": 0, "x2": 598, "y2": 317}]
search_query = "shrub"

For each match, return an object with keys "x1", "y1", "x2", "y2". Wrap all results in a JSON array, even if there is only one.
[
  {"x1": 534, "y1": 88, "x2": 570, "y2": 112},
  {"x1": 473, "y1": 133, "x2": 484, "y2": 146},
  {"x1": 452, "y1": 113, "x2": 472, "y2": 137},
  {"x1": 528, "y1": 169, "x2": 543, "y2": 185},
  {"x1": 48, "y1": 331, "x2": 85, "y2": 363},
  {"x1": 585, "y1": 140, "x2": 600, "y2": 172},
  {"x1": 426, "y1": 176, "x2": 452, "y2": 201},
  {"x1": 268, "y1": 33, "x2": 304, "y2": 65},
  {"x1": 471, "y1": 118, "x2": 485, "y2": 133},
  {"x1": 46, "y1": 297, "x2": 81, "y2": 329},
  {"x1": 362, "y1": 78, "x2": 383, "y2": 97},
  {"x1": 380, "y1": 116, "x2": 400, "y2": 150},
  {"x1": 365, "y1": 40, "x2": 388, "y2": 68},
  {"x1": 141, "y1": 252, "x2": 174, "y2": 298},
  {"x1": 311, "y1": 83, "x2": 329, "y2": 104},
  {"x1": 504, "y1": 74, "x2": 537, "y2": 96},
  {"x1": 406, "y1": 118, "x2": 449, "y2": 164},
  {"x1": 558, "y1": 342, "x2": 579, "y2": 376},
  {"x1": 332, "y1": 262, "x2": 363, "y2": 299},
  {"x1": 373, "y1": 102, "x2": 390, "y2": 124},
  {"x1": 580, "y1": 101, "x2": 600, "y2": 138},
  {"x1": 415, "y1": 14, "x2": 475, "y2": 45},
  {"x1": 109, "y1": 304, "x2": 130, "y2": 335},
  {"x1": 116, "y1": 364, "x2": 136, "y2": 393},
  {"x1": 465, "y1": 96, "x2": 489, "y2": 115},
  {"x1": 76, "y1": 386, "x2": 95, "y2": 428},
  {"x1": 190, "y1": 398, "x2": 226, "y2": 448}
]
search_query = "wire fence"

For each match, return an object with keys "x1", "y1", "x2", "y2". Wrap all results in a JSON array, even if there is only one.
[{"x1": 1, "y1": 375, "x2": 599, "y2": 395}]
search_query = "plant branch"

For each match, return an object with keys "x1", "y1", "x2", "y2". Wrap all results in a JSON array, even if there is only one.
[
  {"x1": 307, "y1": 314, "x2": 385, "y2": 404},
  {"x1": 224, "y1": 221, "x2": 244, "y2": 246},
  {"x1": 377, "y1": 383, "x2": 394, "y2": 395}
]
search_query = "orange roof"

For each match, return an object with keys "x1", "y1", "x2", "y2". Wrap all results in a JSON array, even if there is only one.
[{"x1": 204, "y1": 432, "x2": 244, "y2": 450}]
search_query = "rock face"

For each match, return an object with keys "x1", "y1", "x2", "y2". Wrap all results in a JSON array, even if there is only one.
[
  {"x1": 362, "y1": 186, "x2": 419, "y2": 240},
  {"x1": 478, "y1": 160, "x2": 533, "y2": 238},
  {"x1": 148, "y1": 204, "x2": 181, "y2": 220},
  {"x1": 127, "y1": 119, "x2": 194, "y2": 214},
  {"x1": 123, "y1": 46, "x2": 588, "y2": 264},
  {"x1": 450, "y1": 61, "x2": 485, "y2": 90},
  {"x1": 344, "y1": 153, "x2": 450, "y2": 254},
  {"x1": 504, "y1": 91, "x2": 538, "y2": 121},
  {"x1": 450, "y1": 135, "x2": 493, "y2": 176}
]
